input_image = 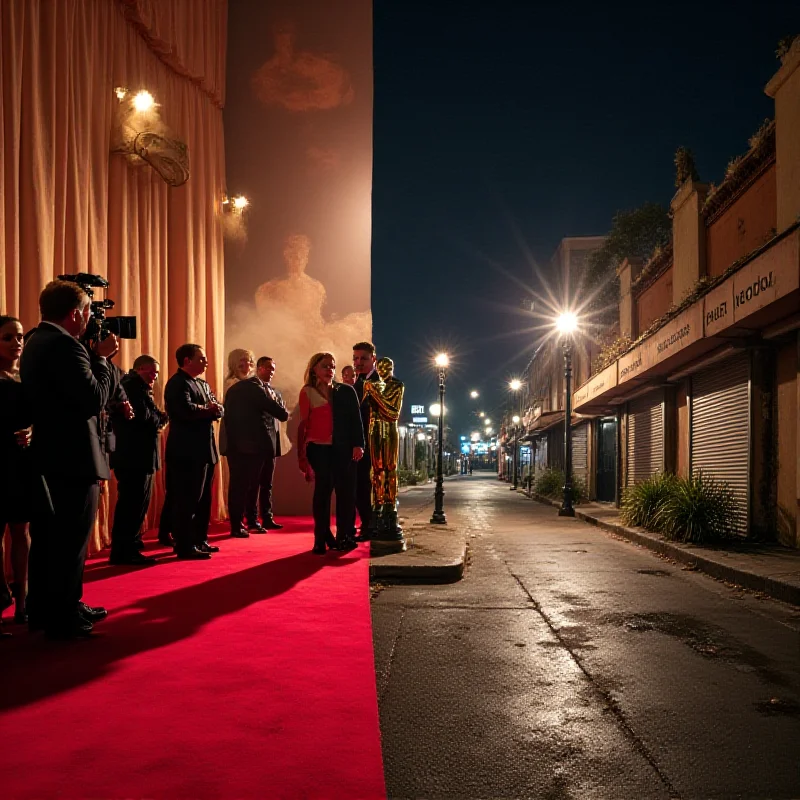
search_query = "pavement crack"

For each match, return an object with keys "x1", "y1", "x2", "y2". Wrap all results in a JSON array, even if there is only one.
[
  {"x1": 507, "y1": 565, "x2": 682, "y2": 800},
  {"x1": 378, "y1": 606, "x2": 406, "y2": 704}
]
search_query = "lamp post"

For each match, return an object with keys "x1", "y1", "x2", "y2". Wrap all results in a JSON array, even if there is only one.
[
  {"x1": 431, "y1": 353, "x2": 448, "y2": 524},
  {"x1": 509, "y1": 379, "x2": 522, "y2": 490},
  {"x1": 557, "y1": 312, "x2": 578, "y2": 517}
]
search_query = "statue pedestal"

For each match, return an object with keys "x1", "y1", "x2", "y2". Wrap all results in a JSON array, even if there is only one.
[{"x1": 369, "y1": 505, "x2": 406, "y2": 553}]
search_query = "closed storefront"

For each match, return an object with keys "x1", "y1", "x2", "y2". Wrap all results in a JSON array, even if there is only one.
[
  {"x1": 572, "y1": 422, "x2": 589, "y2": 489},
  {"x1": 626, "y1": 391, "x2": 664, "y2": 486},
  {"x1": 690, "y1": 353, "x2": 750, "y2": 534}
]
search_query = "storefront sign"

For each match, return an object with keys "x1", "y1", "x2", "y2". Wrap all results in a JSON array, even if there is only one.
[
  {"x1": 732, "y1": 233, "x2": 799, "y2": 324},
  {"x1": 573, "y1": 362, "x2": 618, "y2": 408},
  {"x1": 642, "y1": 304, "x2": 703, "y2": 367},
  {"x1": 703, "y1": 281, "x2": 734, "y2": 337},
  {"x1": 410, "y1": 405, "x2": 425, "y2": 415},
  {"x1": 618, "y1": 345, "x2": 647, "y2": 385}
]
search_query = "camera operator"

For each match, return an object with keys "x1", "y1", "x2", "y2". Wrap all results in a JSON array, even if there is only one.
[{"x1": 20, "y1": 280, "x2": 118, "y2": 639}]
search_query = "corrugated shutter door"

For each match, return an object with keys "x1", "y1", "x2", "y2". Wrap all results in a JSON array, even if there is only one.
[
  {"x1": 572, "y1": 424, "x2": 589, "y2": 488},
  {"x1": 691, "y1": 354, "x2": 750, "y2": 535},
  {"x1": 626, "y1": 391, "x2": 664, "y2": 486}
]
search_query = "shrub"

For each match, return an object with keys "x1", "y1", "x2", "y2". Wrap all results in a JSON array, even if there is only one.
[
  {"x1": 533, "y1": 469, "x2": 586, "y2": 503},
  {"x1": 398, "y1": 467, "x2": 427, "y2": 487},
  {"x1": 620, "y1": 472, "x2": 677, "y2": 530},
  {"x1": 654, "y1": 472, "x2": 738, "y2": 544}
]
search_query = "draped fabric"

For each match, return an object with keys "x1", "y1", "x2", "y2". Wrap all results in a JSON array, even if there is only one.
[{"x1": 0, "y1": 0, "x2": 229, "y2": 553}]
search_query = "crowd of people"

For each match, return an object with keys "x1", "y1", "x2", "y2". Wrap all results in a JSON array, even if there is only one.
[{"x1": 0, "y1": 280, "x2": 383, "y2": 640}]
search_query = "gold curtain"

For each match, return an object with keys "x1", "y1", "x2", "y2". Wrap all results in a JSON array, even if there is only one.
[{"x1": 0, "y1": 0, "x2": 229, "y2": 552}]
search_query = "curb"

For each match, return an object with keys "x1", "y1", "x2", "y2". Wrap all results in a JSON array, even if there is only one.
[
  {"x1": 369, "y1": 552, "x2": 465, "y2": 584},
  {"x1": 528, "y1": 493, "x2": 800, "y2": 607}
]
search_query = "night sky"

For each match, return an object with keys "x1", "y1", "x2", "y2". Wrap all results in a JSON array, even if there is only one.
[{"x1": 371, "y1": 1, "x2": 798, "y2": 436}]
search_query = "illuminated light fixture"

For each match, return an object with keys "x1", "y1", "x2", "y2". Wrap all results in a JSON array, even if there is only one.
[
  {"x1": 132, "y1": 90, "x2": 155, "y2": 112},
  {"x1": 222, "y1": 194, "x2": 250, "y2": 215},
  {"x1": 417, "y1": 432, "x2": 427, "y2": 442},
  {"x1": 556, "y1": 312, "x2": 578, "y2": 335},
  {"x1": 484, "y1": 419, "x2": 491, "y2": 425},
  {"x1": 460, "y1": 435, "x2": 467, "y2": 441},
  {"x1": 115, "y1": 86, "x2": 128, "y2": 100},
  {"x1": 512, "y1": 415, "x2": 520, "y2": 424},
  {"x1": 485, "y1": 427, "x2": 493, "y2": 434},
  {"x1": 430, "y1": 403, "x2": 446, "y2": 417},
  {"x1": 479, "y1": 411, "x2": 485, "y2": 418},
  {"x1": 232, "y1": 195, "x2": 249, "y2": 210},
  {"x1": 470, "y1": 390, "x2": 479, "y2": 399},
  {"x1": 509, "y1": 378, "x2": 522, "y2": 392},
  {"x1": 434, "y1": 353, "x2": 449, "y2": 368},
  {"x1": 470, "y1": 432, "x2": 480, "y2": 442}
]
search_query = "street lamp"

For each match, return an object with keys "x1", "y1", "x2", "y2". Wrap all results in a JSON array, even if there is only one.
[
  {"x1": 509, "y1": 379, "x2": 523, "y2": 490},
  {"x1": 431, "y1": 353, "x2": 448, "y2": 524},
  {"x1": 470, "y1": 390, "x2": 479, "y2": 399},
  {"x1": 556, "y1": 312, "x2": 578, "y2": 517}
]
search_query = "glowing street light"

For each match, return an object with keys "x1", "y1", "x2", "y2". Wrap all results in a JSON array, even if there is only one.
[
  {"x1": 512, "y1": 415, "x2": 520, "y2": 424},
  {"x1": 430, "y1": 403, "x2": 446, "y2": 417},
  {"x1": 484, "y1": 418, "x2": 491, "y2": 425},
  {"x1": 485, "y1": 427, "x2": 493, "y2": 435},
  {"x1": 479, "y1": 411, "x2": 485, "y2": 418},
  {"x1": 509, "y1": 378, "x2": 522, "y2": 392},
  {"x1": 431, "y1": 353, "x2": 448, "y2": 524},
  {"x1": 470, "y1": 432, "x2": 480, "y2": 442},
  {"x1": 557, "y1": 310, "x2": 580, "y2": 518},
  {"x1": 470, "y1": 390, "x2": 479, "y2": 399}
]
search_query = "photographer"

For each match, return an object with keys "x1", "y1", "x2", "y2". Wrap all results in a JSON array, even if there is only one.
[
  {"x1": 20, "y1": 280, "x2": 117, "y2": 639},
  {"x1": 109, "y1": 355, "x2": 168, "y2": 565}
]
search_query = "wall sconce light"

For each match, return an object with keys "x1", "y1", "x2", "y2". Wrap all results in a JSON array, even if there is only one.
[
  {"x1": 111, "y1": 87, "x2": 189, "y2": 187},
  {"x1": 222, "y1": 194, "x2": 250, "y2": 214}
]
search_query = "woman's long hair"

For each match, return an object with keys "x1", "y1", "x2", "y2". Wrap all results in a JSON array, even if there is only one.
[
  {"x1": 225, "y1": 348, "x2": 255, "y2": 382},
  {"x1": 303, "y1": 351, "x2": 335, "y2": 389}
]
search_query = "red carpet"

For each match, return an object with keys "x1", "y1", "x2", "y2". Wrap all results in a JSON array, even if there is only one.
[{"x1": 0, "y1": 520, "x2": 386, "y2": 800}]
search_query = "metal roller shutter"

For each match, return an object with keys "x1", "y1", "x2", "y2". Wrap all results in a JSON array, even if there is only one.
[
  {"x1": 572, "y1": 423, "x2": 589, "y2": 488},
  {"x1": 626, "y1": 391, "x2": 664, "y2": 486},
  {"x1": 691, "y1": 354, "x2": 750, "y2": 535}
]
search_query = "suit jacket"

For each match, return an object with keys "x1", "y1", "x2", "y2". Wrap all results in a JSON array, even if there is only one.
[
  {"x1": 111, "y1": 371, "x2": 169, "y2": 473},
  {"x1": 20, "y1": 322, "x2": 112, "y2": 481},
  {"x1": 102, "y1": 360, "x2": 129, "y2": 460},
  {"x1": 220, "y1": 377, "x2": 289, "y2": 457},
  {"x1": 354, "y1": 369, "x2": 381, "y2": 439},
  {"x1": 164, "y1": 369, "x2": 222, "y2": 465},
  {"x1": 332, "y1": 382, "x2": 366, "y2": 452}
]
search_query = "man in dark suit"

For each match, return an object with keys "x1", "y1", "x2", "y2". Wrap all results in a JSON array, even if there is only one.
[
  {"x1": 352, "y1": 341, "x2": 381, "y2": 539},
  {"x1": 20, "y1": 280, "x2": 118, "y2": 639},
  {"x1": 221, "y1": 356, "x2": 289, "y2": 537},
  {"x1": 163, "y1": 343, "x2": 223, "y2": 560},
  {"x1": 108, "y1": 355, "x2": 168, "y2": 565}
]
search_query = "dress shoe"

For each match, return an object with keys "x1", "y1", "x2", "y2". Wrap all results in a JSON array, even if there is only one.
[
  {"x1": 109, "y1": 552, "x2": 157, "y2": 566},
  {"x1": 158, "y1": 534, "x2": 175, "y2": 547},
  {"x1": 79, "y1": 602, "x2": 108, "y2": 623},
  {"x1": 311, "y1": 544, "x2": 327, "y2": 555},
  {"x1": 230, "y1": 528, "x2": 250, "y2": 538},
  {"x1": 176, "y1": 547, "x2": 212, "y2": 560},
  {"x1": 339, "y1": 537, "x2": 358, "y2": 551},
  {"x1": 198, "y1": 541, "x2": 220, "y2": 553},
  {"x1": 134, "y1": 539, "x2": 146, "y2": 551},
  {"x1": 262, "y1": 518, "x2": 283, "y2": 530},
  {"x1": 354, "y1": 531, "x2": 371, "y2": 542},
  {"x1": 248, "y1": 523, "x2": 268, "y2": 534},
  {"x1": 46, "y1": 616, "x2": 93, "y2": 640}
]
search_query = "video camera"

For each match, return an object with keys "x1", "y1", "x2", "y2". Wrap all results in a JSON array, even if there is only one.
[{"x1": 57, "y1": 273, "x2": 137, "y2": 343}]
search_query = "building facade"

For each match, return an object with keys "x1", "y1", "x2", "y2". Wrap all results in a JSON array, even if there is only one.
[{"x1": 570, "y1": 41, "x2": 800, "y2": 547}]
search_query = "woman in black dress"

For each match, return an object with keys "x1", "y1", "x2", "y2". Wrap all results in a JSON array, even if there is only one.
[{"x1": 0, "y1": 315, "x2": 32, "y2": 630}]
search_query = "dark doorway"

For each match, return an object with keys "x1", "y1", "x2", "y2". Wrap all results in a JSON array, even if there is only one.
[{"x1": 596, "y1": 418, "x2": 617, "y2": 503}]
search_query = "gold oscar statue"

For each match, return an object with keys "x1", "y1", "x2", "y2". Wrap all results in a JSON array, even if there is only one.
[{"x1": 363, "y1": 356, "x2": 405, "y2": 539}]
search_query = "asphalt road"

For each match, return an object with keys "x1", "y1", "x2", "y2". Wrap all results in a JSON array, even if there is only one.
[{"x1": 373, "y1": 474, "x2": 800, "y2": 800}]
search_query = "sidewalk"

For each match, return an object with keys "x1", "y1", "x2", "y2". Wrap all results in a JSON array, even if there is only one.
[
  {"x1": 369, "y1": 478, "x2": 468, "y2": 583},
  {"x1": 526, "y1": 491, "x2": 800, "y2": 606}
]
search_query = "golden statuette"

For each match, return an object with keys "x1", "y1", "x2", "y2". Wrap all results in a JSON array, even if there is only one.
[{"x1": 363, "y1": 356, "x2": 405, "y2": 537}]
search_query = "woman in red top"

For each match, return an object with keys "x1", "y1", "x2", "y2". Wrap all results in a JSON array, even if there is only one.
[{"x1": 298, "y1": 352, "x2": 365, "y2": 554}]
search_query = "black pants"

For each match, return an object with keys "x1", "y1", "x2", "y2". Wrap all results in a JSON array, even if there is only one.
[
  {"x1": 167, "y1": 460, "x2": 215, "y2": 553},
  {"x1": 228, "y1": 453, "x2": 264, "y2": 530},
  {"x1": 28, "y1": 476, "x2": 100, "y2": 631},
  {"x1": 306, "y1": 444, "x2": 357, "y2": 546},
  {"x1": 110, "y1": 469, "x2": 154, "y2": 556},
  {"x1": 158, "y1": 490, "x2": 171, "y2": 540},
  {"x1": 355, "y1": 450, "x2": 372, "y2": 530},
  {"x1": 255, "y1": 451, "x2": 276, "y2": 521}
]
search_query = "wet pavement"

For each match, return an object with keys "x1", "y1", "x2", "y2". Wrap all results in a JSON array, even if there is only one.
[{"x1": 372, "y1": 474, "x2": 800, "y2": 799}]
